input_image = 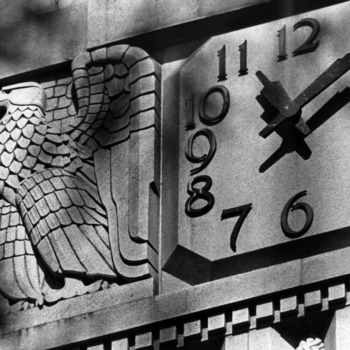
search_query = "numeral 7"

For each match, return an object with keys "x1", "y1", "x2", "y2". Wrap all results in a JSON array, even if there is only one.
[{"x1": 221, "y1": 203, "x2": 252, "y2": 252}]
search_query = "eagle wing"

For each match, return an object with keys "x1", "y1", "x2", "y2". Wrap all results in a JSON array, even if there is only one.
[
  {"x1": 0, "y1": 200, "x2": 44, "y2": 305},
  {"x1": 17, "y1": 169, "x2": 116, "y2": 280},
  {"x1": 45, "y1": 45, "x2": 161, "y2": 281}
]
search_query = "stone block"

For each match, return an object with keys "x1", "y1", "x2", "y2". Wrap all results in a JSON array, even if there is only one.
[
  {"x1": 111, "y1": 338, "x2": 129, "y2": 350},
  {"x1": 328, "y1": 284, "x2": 346, "y2": 306},
  {"x1": 87, "y1": 345, "x2": 104, "y2": 350},
  {"x1": 184, "y1": 319, "x2": 202, "y2": 342},
  {"x1": 232, "y1": 308, "x2": 250, "y2": 329},
  {"x1": 304, "y1": 290, "x2": 322, "y2": 310},
  {"x1": 47, "y1": 98, "x2": 58, "y2": 112},
  {"x1": 54, "y1": 85, "x2": 67, "y2": 97},
  {"x1": 159, "y1": 326, "x2": 177, "y2": 346},
  {"x1": 208, "y1": 313, "x2": 226, "y2": 335},
  {"x1": 256, "y1": 301, "x2": 274, "y2": 325},
  {"x1": 53, "y1": 108, "x2": 68, "y2": 120},
  {"x1": 135, "y1": 332, "x2": 153, "y2": 350},
  {"x1": 280, "y1": 296, "x2": 298, "y2": 316}
]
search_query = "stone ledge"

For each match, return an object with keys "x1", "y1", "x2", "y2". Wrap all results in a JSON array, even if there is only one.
[
  {"x1": 0, "y1": 0, "x2": 347, "y2": 80},
  {"x1": 87, "y1": 0, "x2": 349, "y2": 55},
  {"x1": 0, "y1": 279, "x2": 155, "y2": 335},
  {"x1": 1, "y1": 246, "x2": 350, "y2": 349},
  {"x1": 87, "y1": 0, "x2": 271, "y2": 49}
]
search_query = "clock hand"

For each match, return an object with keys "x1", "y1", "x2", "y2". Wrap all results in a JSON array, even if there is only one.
[
  {"x1": 258, "y1": 53, "x2": 350, "y2": 139},
  {"x1": 256, "y1": 71, "x2": 292, "y2": 112},
  {"x1": 294, "y1": 53, "x2": 350, "y2": 108},
  {"x1": 257, "y1": 72, "x2": 309, "y2": 138}
]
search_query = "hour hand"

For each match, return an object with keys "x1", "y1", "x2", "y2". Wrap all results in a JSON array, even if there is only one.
[
  {"x1": 256, "y1": 71, "x2": 310, "y2": 138},
  {"x1": 256, "y1": 71, "x2": 292, "y2": 112}
]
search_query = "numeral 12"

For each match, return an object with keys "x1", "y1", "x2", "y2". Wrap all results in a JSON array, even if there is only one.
[{"x1": 277, "y1": 18, "x2": 320, "y2": 60}]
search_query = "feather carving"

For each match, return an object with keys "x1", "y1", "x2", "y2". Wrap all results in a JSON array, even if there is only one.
[{"x1": 0, "y1": 44, "x2": 160, "y2": 307}]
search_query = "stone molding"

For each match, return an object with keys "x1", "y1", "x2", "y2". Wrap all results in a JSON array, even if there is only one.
[
  {"x1": 1, "y1": 277, "x2": 346, "y2": 349},
  {"x1": 0, "y1": 249, "x2": 349, "y2": 349}
]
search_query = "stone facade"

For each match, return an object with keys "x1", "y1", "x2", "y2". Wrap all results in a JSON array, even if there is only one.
[{"x1": 0, "y1": 0, "x2": 350, "y2": 349}]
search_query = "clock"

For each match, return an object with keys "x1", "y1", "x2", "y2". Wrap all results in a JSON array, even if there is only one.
[{"x1": 162, "y1": 1, "x2": 350, "y2": 286}]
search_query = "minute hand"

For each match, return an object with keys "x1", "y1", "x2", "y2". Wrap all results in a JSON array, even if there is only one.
[{"x1": 294, "y1": 53, "x2": 350, "y2": 109}]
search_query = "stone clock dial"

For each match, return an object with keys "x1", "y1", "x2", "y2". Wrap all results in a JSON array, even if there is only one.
[{"x1": 163, "y1": 1, "x2": 350, "y2": 284}]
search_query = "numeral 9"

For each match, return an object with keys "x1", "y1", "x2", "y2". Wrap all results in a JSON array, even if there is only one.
[{"x1": 185, "y1": 129, "x2": 217, "y2": 176}]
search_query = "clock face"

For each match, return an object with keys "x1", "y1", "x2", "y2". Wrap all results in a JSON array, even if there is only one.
[{"x1": 164, "y1": 1, "x2": 350, "y2": 270}]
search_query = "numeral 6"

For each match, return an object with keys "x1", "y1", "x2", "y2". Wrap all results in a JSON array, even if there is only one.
[{"x1": 281, "y1": 190, "x2": 314, "y2": 238}]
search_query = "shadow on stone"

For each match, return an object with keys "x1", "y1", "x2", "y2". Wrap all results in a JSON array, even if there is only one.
[{"x1": 274, "y1": 310, "x2": 334, "y2": 348}]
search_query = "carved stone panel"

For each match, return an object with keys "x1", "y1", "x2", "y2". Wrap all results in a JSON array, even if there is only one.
[{"x1": 0, "y1": 44, "x2": 161, "y2": 312}]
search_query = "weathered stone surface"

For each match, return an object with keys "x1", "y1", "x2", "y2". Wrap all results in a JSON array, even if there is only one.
[
  {"x1": 87, "y1": 345, "x2": 104, "y2": 350},
  {"x1": 325, "y1": 306, "x2": 350, "y2": 350},
  {"x1": 135, "y1": 332, "x2": 152, "y2": 350},
  {"x1": 304, "y1": 290, "x2": 322, "y2": 310},
  {"x1": 224, "y1": 334, "x2": 248, "y2": 349},
  {"x1": 159, "y1": 326, "x2": 177, "y2": 346},
  {"x1": 111, "y1": 338, "x2": 129, "y2": 350},
  {"x1": 249, "y1": 328, "x2": 294, "y2": 350},
  {"x1": 256, "y1": 301, "x2": 274, "y2": 324},
  {"x1": 184, "y1": 320, "x2": 202, "y2": 341},
  {"x1": 87, "y1": 0, "x2": 272, "y2": 48},
  {"x1": 0, "y1": 2, "x2": 87, "y2": 80},
  {"x1": 328, "y1": 284, "x2": 346, "y2": 306},
  {"x1": 280, "y1": 296, "x2": 298, "y2": 316},
  {"x1": 232, "y1": 308, "x2": 250, "y2": 329},
  {"x1": 208, "y1": 313, "x2": 226, "y2": 334}
]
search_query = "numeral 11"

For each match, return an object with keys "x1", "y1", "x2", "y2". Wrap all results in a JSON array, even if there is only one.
[
  {"x1": 185, "y1": 95, "x2": 195, "y2": 130},
  {"x1": 217, "y1": 40, "x2": 248, "y2": 81},
  {"x1": 239, "y1": 40, "x2": 248, "y2": 75},
  {"x1": 217, "y1": 45, "x2": 227, "y2": 82}
]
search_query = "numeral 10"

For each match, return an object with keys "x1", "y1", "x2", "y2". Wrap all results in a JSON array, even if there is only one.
[{"x1": 217, "y1": 40, "x2": 248, "y2": 82}]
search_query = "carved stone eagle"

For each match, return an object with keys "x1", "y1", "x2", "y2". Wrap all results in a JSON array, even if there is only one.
[{"x1": 0, "y1": 45, "x2": 160, "y2": 308}]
